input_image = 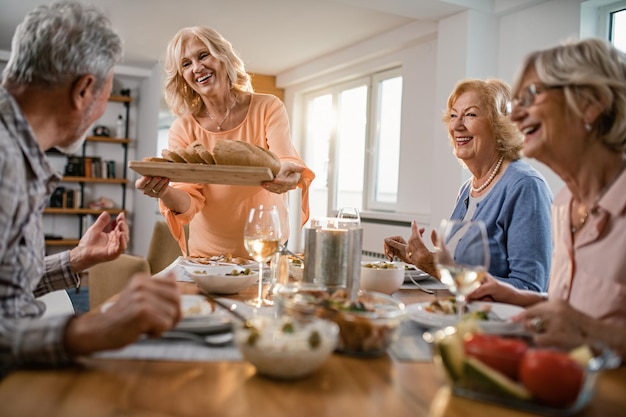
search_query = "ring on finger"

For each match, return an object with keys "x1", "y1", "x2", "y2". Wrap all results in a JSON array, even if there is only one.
[
  {"x1": 529, "y1": 316, "x2": 545, "y2": 333},
  {"x1": 407, "y1": 251, "x2": 413, "y2": 258}
]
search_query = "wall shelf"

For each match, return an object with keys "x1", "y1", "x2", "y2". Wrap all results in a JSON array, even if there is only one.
[{"x1": 44, "y1": 94, "x2": 133, "y2": 248}]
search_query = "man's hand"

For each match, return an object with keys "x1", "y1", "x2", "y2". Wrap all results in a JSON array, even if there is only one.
[
  {"x1": 69, "y1": 211, "x2": 129, "y2": 273},
  {"x1": 64, "y1": 272, "x2": 182, "y2": 355}
]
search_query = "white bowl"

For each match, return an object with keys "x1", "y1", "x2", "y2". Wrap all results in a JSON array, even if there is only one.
[
  {"x1": 183, "y1": 264, "x2": 258, "y2": 294},
  {"x1": 234, "y1": 315, "x2": 338, "y2": 379},
  {"x1": 360, "y1": 261, "x2": 405, "y2": 295}
]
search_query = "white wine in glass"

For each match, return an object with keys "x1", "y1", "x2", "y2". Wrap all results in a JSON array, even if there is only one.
[
  {"x1": 243, "y1": 205, "x2": 281, "y2": 308},
  {"x1": 435, "y1": 219, "x2": 490, "y2": 322}
]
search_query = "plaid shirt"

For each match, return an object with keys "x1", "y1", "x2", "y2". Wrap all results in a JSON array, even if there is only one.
[{"x1": 0, "y1": 86, "x2": 80, "y2": 376}]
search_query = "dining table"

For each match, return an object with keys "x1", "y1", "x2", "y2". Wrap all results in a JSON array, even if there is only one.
[{"x1": 0, "y1": 279, "x2": 624, "y2": 417}]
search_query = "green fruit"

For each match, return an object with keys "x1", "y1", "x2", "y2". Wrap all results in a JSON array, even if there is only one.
[{"x1": 464, "y1": 357, "x2": 532, "y2": 400}]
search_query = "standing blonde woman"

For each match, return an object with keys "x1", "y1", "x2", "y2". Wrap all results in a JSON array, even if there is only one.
[
  {"x1": 135, "y1": 26, "x2": 314, "y2": 258},
  {"x1": 386, "y1": 79, "x2": 553, "y2": 291}
]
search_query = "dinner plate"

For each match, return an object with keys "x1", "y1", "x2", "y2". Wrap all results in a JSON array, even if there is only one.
[
  {"x1": 404, "y1": 266, "x2": 431, "y2": 283},
  {"x1": 407, "y1": 301, "x2": 525, "y2": 334},
  {"x1": 101, "y1": 294, "x2": 233, "y2": 334}
]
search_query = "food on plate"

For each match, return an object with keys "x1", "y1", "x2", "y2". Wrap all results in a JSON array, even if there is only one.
[
  {"x1": 182, "y1": 297, "x2": 213, "y2": 317},
  {"x1": 363, "y1": 261, "x2": 398, "y2": 269},
  {"x1": 427, "y1": 327, "x2": 592, "y2": 410},
  {"x1": 519, "y1": 349, "x2": 585, "y2": 407},
  {"x1": 425, "y1": 297, "x2": 491, "y2": 321},
  {"x1": 234, "y1": 315, "x2": 338, "y2": 379},
  {"x1": 463, "y1": 333, "x2": 528, "y2": 379},
  {"x1": 188, "y1": 254, "x2": 250, "y2": 265},
  {"x1": 212, "y1": 139, "x2": 281, "y2": 175}
]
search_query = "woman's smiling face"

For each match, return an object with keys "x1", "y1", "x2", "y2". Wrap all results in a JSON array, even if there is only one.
[
  {"x1": 510, "y1": 68, "x2": 583, "y2": 166},
  {"x1": 179, "y1": 36, "x2": 227, "y2": 96},
  {"x1": 448, "y1": 91, "x2": 495, "y2": 164}
]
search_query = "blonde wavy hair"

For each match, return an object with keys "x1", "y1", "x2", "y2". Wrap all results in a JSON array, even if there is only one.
[
  {"x1": 163, "y1": 26, "x2": 254, "y2": 116},
  {"x1": 512, "y1": 38, "x2": 626, "y2": 152},
  {"x1": 442, "y1": 78, "x2": 524, "y2": 161}
]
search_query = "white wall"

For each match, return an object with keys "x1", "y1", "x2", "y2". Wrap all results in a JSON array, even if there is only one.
[{"x1": 279, "y1": 0, "x2": 585, "y2": 254}]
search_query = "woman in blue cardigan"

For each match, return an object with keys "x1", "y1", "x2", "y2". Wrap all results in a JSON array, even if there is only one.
[{"x1": 385, "y1": 78, "x2": 553, "y2": 292}]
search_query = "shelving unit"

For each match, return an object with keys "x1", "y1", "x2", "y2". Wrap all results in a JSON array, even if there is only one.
[{"x1": 44, "y1": 94, "x2": 132, "y2": 248}]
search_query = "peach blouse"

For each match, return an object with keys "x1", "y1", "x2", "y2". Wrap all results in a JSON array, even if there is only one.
[
  {"x1": 160, "y1": 93, "x2": 314, "y2": 258},
  {"x1": 548, "y1": 168, "x2": 626, "y2": 326}
]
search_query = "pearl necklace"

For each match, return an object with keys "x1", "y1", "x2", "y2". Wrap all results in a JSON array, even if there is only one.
[
  {"x1": 206, "y1": 94, "x2": 237, "y2": 131},
  {"x1": 471, "y1": 155, "x2": 504, "y2": 193}
]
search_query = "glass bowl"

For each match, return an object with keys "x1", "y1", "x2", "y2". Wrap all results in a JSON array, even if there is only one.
[
  {"x1": 233, "y1": 315, "x2": 338, "y2": 380},
  {"x1": 423, "y1": 325, "x2": 621, "y2": 416},
  {"x1": 275, "y1": 287, "x2": 406, "y2": 357}
]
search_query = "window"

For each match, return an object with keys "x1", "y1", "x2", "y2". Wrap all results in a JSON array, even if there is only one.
[
  {"x1": 302, "y1": 68, "x2": 403, "y2": 219},
  {"x1": 598, "y1": 0, "x2": 626, "y2": 52}
]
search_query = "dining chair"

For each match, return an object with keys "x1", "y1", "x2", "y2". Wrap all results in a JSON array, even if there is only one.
[{"x1": 87, "y1": 221, "x2": 188, "y2": 309}]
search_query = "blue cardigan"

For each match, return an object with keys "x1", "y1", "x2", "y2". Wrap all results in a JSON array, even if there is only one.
[{"x1": 450, "y1": 160, "x2": 553, "y2": 291}]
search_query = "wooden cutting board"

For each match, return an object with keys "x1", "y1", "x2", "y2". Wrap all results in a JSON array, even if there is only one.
[{"x1": 128, "y1": 161, "x2": 274, "y2": 185}]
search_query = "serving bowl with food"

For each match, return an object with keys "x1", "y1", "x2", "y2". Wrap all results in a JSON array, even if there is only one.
[
  {"x1": 234, "y1": 315, "x2": 338, "y2": 380},
  {"x1": 275, "y1": 287, "x2": 406, "y2": 357},
  {"x1": 360, "y1": 260, "x2": 405, "y2": 295},
  {"x1": 183, "y1": 264, "x2": 258, "y2": 294},
  {"x1": 423, "y1": 325, "x2": 620, "y2": 415}
]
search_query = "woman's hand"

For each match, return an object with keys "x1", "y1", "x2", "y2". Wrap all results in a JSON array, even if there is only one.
[
  {"x1": 467, "y1": 274, "x2": 544, "y2": 307},
  {"x1": 135, "y1": 175, "x2": 170, "y2": 199},
  {"x1": 262, "y1": 161, "x2": 304, "y2": 194},
  {"x1": 513, "y1": 300, "x2": 589, "y2": 351},
  {"x1": 385, "y1": 221, "x2": 439, "y2": 277}
]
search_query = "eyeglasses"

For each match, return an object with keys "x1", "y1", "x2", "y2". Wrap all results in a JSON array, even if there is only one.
[{"x1": 506, "y1": 83, "x2": 564, "y2": 113}]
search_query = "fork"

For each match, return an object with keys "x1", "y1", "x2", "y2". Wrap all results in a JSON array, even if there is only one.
[{"x1": 406, "y1": 274, "x2": 435, "y2": 295}]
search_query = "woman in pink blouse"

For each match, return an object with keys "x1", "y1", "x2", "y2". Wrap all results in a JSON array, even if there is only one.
[
  {"x1": 135, "y1": 26, "x2": 314, "y2": 258},
  {"x1": 470, "y1": 38, "x2": 626, "y2": 360}
]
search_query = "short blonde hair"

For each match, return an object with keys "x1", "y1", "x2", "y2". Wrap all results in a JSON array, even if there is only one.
[
  {"x1": 442, "y1": 78, "x2": 523, "y2": 161},
  {"x1": 163, "y1": 26, "x2": 253, "y2": 116},
  {"x1": 512, "y1": 38, "x2": 626, "y2": 152}
]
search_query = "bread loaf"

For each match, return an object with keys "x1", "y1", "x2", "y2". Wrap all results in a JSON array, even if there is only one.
[
  {"x1": 212, "y1": 139, "x2": 281, "y2": 176},
  {"x1": 161, "y1": 148, "x2": 186, "y2": 163},
  {"x1": 143, "y1": 156, "x2": 172, "y2": 163},
  {"x1": 190, "y1": 141, "x2": 216, "y2": 164}
]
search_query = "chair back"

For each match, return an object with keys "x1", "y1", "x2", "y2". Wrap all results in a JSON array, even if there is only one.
[
  {"x1": 88, "y1": 254, "x2": 150, "y2": 309},
  {"x1": 146, "y1": 221, "x2": 188, "y2": 274}
]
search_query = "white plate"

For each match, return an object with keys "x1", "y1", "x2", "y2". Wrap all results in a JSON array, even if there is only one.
[
  {"x1": 407, "y1": 301, "x2": 525, "y2": 334},
  {"x1": 101, "y1": 294, "x2": 232, "y2": 334},
  {"x1": 403, "y1": 264, "x2": 431, "y2": 282}
]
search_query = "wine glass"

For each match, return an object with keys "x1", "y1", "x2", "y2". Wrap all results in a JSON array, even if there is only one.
[
  {"x1": 434, "y1": 219, "x2": 490, "y2": 322},
  {"x1": 243, "y1": 205, "x2": 281, "y2": 308},
  {"x1": 337, "y1": 207, "x2": 361, "y2": 224}
]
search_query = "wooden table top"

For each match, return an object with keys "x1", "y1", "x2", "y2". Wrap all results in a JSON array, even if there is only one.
[{"x1": 1, "y1": 284, "x2": 624, "y2": 417}]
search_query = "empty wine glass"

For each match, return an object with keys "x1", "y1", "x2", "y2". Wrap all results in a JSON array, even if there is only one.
[
  {"x1": 337, "y1": 207, "x2": 360, "y2": 223},
  {"x1": 243, "y1": 205, "x2": 281, "y2": 308},
  {"x1": 434, "y1": 219, "x2": 490, "y2": 322}
]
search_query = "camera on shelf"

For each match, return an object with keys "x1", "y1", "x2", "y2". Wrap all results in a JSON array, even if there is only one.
[{"x1": 92, "y1": 125, "x2": 110, "y2": 137}]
